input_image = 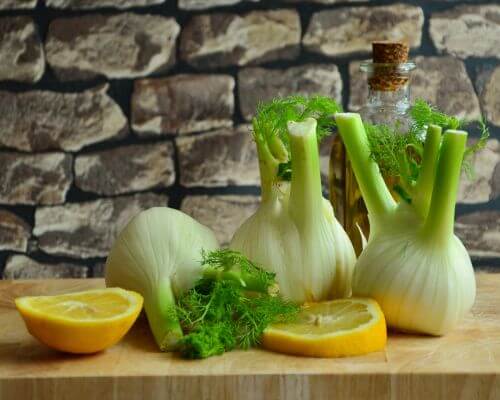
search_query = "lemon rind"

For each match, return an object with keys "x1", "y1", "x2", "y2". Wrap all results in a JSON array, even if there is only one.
[
  {"x1": 263, "y1": 298, "x2": 384, "y2": 341},
  {"x1": 15, "y1": 288, "x2": 143, "y2": 327}
]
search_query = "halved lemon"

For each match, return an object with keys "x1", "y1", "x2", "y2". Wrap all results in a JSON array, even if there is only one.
[
  {"x1": 15, "y1": 288, "x2": 143, "y2": 354},
  {"x1": 262, "y1": 298, "x2": 386, "y2": 358}
]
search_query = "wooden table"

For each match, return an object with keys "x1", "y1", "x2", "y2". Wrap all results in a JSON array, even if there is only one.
[{"x1": 0, "y1": 274, "x2": 499, "y2": 400}]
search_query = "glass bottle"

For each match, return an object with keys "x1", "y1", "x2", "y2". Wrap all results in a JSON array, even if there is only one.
[{"x1": 329, "y1": 41, "x2": 416, "y2": 254}]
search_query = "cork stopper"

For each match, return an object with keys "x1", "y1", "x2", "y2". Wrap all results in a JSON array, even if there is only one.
[
  {"x1": 368, "y1": 41, "x2": 410, "y2": 91},
  {"x1": 372, "y1": 41, "x2": 409, "y2": 64}
]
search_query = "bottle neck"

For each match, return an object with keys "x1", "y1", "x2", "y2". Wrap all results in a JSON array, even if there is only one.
[
  {"x1": 359, "y1": 60, "x2": 416, "y2": 128},
  {"x1": 366, "y1": 84, "x2": 411, "y2": 114},
  {"x1": 362, "y1": 82, "x2": 412, "y2": 130}
]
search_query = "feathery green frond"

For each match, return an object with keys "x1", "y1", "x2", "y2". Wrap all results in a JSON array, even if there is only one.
[
  {"x1": 176, "y1": 249, "x2": 299, "y2": 359},
  {"x1": 252, "y1": 95, "x2": 342, "y2": 183},
  {"x1": 365, "y1": 99, "x2": 490, "y2": 201}
]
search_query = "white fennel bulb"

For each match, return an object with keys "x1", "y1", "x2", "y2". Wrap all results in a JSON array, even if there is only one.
[
  {"x1": 230, "y1": 96, "x2": 356, "y2": 303},
  {"x1": 105, "y1": 207, "x2": 219, "y2": 350},
  {"x1": 335, "y1": 113, "x2": 476, "y2": 335}
]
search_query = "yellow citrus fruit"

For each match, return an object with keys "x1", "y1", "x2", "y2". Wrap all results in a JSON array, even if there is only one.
[
  {"x1": 262, "y1": 298, "x2": 386, "y2": 358},
  {"x1": 15, "y1": 288, "x2": 143, "y2": 354}
]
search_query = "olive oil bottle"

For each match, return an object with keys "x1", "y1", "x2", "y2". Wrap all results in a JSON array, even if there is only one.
[{"x1": 330, "y1": 41, "x2": 416, "y2": 254}]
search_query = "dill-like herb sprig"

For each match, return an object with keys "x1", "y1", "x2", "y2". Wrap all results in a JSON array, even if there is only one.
[
  {"x1": 252, "y1": 95, "x2": 342, "y2": 181},
  {"x1": 253, "y1": 95, "x2": 341, "y2": 146},
  {"x1": 176, "y1": 249, "x2": 299, "y2": 359}
]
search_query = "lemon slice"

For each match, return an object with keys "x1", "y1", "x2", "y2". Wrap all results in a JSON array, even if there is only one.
[
  {"x1": 15, "y1": 288, "x2": 143, "y2": 354},
  {"x1": 262, "y1": 298, "x2": 386, "y2": 358}
]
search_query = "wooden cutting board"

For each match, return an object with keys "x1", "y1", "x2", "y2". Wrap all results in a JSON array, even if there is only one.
[{"x1": 0, "y1": 274, "x2": 499, "y2": 400}]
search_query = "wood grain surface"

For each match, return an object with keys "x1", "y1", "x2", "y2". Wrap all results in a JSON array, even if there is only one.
[{"x1": 0, "y1": 274, "x2": 499, "y2": 400}]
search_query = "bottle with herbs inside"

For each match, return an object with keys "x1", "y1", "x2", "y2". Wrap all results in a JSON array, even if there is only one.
[{"x1": 329, "y1": 41, "x2": 416, "y2": 254}]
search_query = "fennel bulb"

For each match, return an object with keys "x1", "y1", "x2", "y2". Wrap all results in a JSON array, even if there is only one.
[
  {"x1": 105, "y1": 207, "x2": 218, "y2": 350},
  {"x1": 335, "y1": 113, "x2": 476, "y2": 335},
  {"x1": 230, "y1": 96, "x2": 356, "y2": 303}
]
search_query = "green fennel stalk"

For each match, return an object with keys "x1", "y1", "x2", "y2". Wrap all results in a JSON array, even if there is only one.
[
  {"x1": 422, "y1": 130, "x2": 468, "y2": 244},
  {"x1": 288, "y1": 119, "x2": 324, "y2": 228},
  {"x1": 335, "y1": 112, "x2": 476, "y2": 335},
  {"x1": 335, "y1": 113, "x2": 395, "y2": 221},
  {"x1": 412, "y1": 125, "x2": 441, "y2": 219}
]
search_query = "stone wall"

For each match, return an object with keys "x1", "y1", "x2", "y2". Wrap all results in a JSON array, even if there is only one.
[{"x1": 0, "y1": 0, "x2": 499, "y2": 278}]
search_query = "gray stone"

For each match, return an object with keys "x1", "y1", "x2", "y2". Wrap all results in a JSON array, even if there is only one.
[
  {"x1": 3, "y1": 255, "x2": 88, "y2": 279},
  {"x1": 0, "y1": 85, "x2": 128, "y2": 152},
  {"x1": 476, "y1": 65, "x2": 500, "y2": 128},
  {"x1": 0, "y1": 210, "x2": 31, "y2": 252},
  {"x1": 26, "y1": 237, "x2": 39, "y2": 253},
  {"x1": 0, "y1": 152, "x2": 72, "y2": 205},
  {"x1": 181, "y1": 195, "x2": 260, "y2": 245},
  {"x1": 180, "y1": 10, "x2": 301, "y2": 69},
  {"x1": 430, "y1": 5, "x2": 500, "y2": 59},
  {"x1": 132, "y1": 74, "x2": 234, "y2": 136},
  {"x1": 46, "y1": 13, "x2": 179, "y2": 81},
  {"x1": 46, "y1": 0, "x2": 164, "y2": 9},
  {"x1": 349, "y1": 56, "x2": 481, "y2": 120},
  {"x1": 92, "y1": 261, "x2": 106, "y2": 277},
  {"x1": 455, "y1": 211, "x2": 500, "y2": 258},
  {"x1": 0, "y1": 17, "x2": 44, "y2": 83},
  {"x1": 412, "y1": 56, "x2": 481, "y2": 120},
  {"x1": 177, "y1": 125, "x2": 259, "y2": 187},
  {"x1": 458, "y1": 139, "x2": 500, "y2": 204},
  {"x1": 179, "y1": 0, "x2": 258, "y2": 10},
  {"x1": 238, "y1": 64, "x2": 342, "y2": 121},
  {"x1": 0, "y1": 0, "x2": 37, "y2": 9},
  {"x1": 75, "y1": 143, "x2": 175, "y2": 196},
  {"x1": 303, "y1": 4, "x2": 424, "y2": 57},
  {"x1": 33, "y1": 193, "x2": 168, "y2": 258}
]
